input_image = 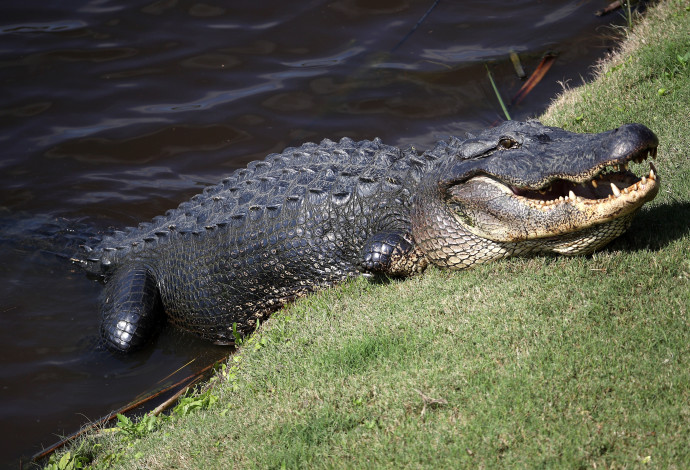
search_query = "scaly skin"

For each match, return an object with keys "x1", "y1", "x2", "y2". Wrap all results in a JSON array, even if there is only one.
[
  {"x1": 75, "y1": 121, "x2": 659, "y2": 352},
  {"x1": 411, "y1": 121, "x2": 659, "y2": 268}
]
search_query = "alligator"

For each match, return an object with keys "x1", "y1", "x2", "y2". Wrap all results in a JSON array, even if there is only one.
[{"x1": 74, "y1": 120, "x2": 660, "y2": 352}]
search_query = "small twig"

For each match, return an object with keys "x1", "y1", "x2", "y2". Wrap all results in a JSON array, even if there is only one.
[
  {"x1": 596, "y1": 0, "x2": 622, "y2": 17},
  {"x1": 414, "y1": 388, "x2": 448, "y2": 416},
  {"x1": 510, "y1": 51, "x2": 526, "y2": 79},
  {"x1": 157, "y1": 358, "x2": 196, "y2": 385},
  {"x1": 510, "y1": 53, "x2": 557, "y2": 106},
  {"x1": 152, "y1": 375, "x2": 204, "y2": 416},
  {"x1": 391, "y1": 0, "x2": 441, "y2": 52}
]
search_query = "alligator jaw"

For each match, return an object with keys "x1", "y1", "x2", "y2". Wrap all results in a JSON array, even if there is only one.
[
  {"x1": 509, "y1": 143, "x2": 658, "y2": 203},
  {"x1": 508, "y1": 160, "x2": 659, "y2": 214},
  {"x1": 447, "y1": 145, "x2": 660, "y2": 244}
]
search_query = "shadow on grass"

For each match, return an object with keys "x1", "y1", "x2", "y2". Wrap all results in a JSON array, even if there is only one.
[{"x1": 611, "y1": 200, "x2": 690, "y2": 252}]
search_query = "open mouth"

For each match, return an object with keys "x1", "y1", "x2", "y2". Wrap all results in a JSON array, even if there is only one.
[{"x1": 507, "y1": 146, "x2": 658, "y2": 210}]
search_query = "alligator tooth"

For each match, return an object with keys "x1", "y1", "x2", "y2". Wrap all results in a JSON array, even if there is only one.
[
  {"x1": 591, "y1": 179, "x2": 598, "y2": 188},
  {"x1": 640, "y1": 176, "x2": 647, "y2": 185},
  {"x1": 558, "y1": 196, "x2": 564, "y2": 202},
  {"x1": 568, "y1": 190, "x2": 576, "y2": 200},
  {"x1": 610, "y1": 183, "x2": 621, "y2": 197},
  {"x1": 623, "y1": 187, "x2": 631, "y2": 194},
  {"x1": 650, "y1": 162, "x2": 657, "y2": 179},
  {"x1": 622, "y1": 162, "x2": 629, "y2": 171}
]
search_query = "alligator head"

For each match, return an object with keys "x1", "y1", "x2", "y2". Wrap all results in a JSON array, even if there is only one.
[{"x1": 412, "y1": 120, "x2": 659, "y2": 269}]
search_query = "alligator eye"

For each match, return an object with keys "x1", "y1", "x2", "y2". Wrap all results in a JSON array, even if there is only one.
[{"x1": 498, "y1": 137, "x2": 518, "y2": 149}]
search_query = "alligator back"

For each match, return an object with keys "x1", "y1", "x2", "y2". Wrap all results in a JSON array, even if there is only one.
[{"x1": 82, "y1": 137, "x2": 437, "y2": 350}]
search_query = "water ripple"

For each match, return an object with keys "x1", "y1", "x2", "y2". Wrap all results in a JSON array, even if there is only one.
[
  {"x1": 133, "y1": 67, "x2": 324, "y2": 114},
  {"x1": 36, "y1": 117, "x2": 171, "y2": 147},
  {"x1": 282, "y1": 45, "x2": 366, "y2": 68},
  {"x1": 0, "y1": 20, "x2": 87, "y2": 35}
]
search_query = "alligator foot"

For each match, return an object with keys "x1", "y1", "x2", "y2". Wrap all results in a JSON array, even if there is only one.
[{"x1": 359, "y1": 231, "x2": 427, "y2": 277}]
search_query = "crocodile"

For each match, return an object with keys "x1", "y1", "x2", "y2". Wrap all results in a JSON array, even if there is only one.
[{"x1": 75, "y1": 120, "x2": 660, "y2": 352}]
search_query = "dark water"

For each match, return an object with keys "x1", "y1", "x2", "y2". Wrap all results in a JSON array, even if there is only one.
[{"x1": 0, "y1": 0, "x2": 627, "y2": 466}]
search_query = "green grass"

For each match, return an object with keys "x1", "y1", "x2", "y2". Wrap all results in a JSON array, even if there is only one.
[{"x1": 48, "y1": 1, "x2": 690, "y2": 468}]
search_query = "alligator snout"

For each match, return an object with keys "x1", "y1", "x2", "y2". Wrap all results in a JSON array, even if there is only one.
[{"x1": 608, "y1": 123, "x2": 658, "y2": 162}]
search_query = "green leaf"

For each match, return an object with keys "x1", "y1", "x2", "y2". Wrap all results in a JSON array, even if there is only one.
[{"x1": 58, "y1": 452, "x2": 72, "y2": 469}]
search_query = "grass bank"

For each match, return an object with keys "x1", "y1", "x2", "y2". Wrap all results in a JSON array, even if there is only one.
[{"x1": 47, "y1": 1, "x2": 690, "y2": 468}]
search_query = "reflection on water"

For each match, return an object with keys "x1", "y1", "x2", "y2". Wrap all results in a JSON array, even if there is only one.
[{"x1": 0, "y1": 0, "x2": 625, "y2": 466}]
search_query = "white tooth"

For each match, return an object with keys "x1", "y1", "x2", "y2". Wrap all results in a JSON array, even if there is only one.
[
  {"x1": 650, "y1": 168, "x2": 656, "y2": 180},
  {"x1": 569, "y1": 190, "x2": 576, "y2": 200},
  {"x1": 641, "y1": 176, "x2": 647, "y2": 185},
  {"x1": 611, "y1": 183, "x2": 621, "y2": 197},
  {"x1": 559, "y1": 196, "x2": 564, "y2": 202},
  {"x1": 591, "y1": 179, "x2": 598, "y2": 188}
]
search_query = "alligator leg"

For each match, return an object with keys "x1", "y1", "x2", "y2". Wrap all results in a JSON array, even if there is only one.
[
  {"x1": 100, "y1": 266, "x2": 162, "y2": 352},
  {"x1": 359, "y1": 230, "x2": 428, "y2": 277}
]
